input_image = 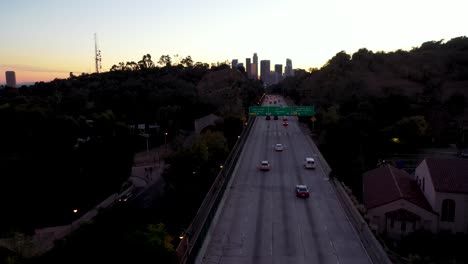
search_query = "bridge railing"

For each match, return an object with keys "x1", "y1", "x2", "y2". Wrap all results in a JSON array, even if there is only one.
[{"x1": 176, "y1": 115, "x2": 256, "y2": 264}]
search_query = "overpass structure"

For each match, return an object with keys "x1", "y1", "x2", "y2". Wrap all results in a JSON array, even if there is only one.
[{"x1": 177, "y1": 95, "x2": 391, "y2": 264}]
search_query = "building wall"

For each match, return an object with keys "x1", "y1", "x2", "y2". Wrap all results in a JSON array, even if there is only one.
[
  {"x1": 367, "y1": 199, "x2": 438, "y2": 236},
  {"x1": 434, "y1": 192, "x2": 468, "y2": 233},
  {"x1": 285, "y1": 59, "x2": 293, "y2": 77},
  {"x1": 253, "y1": 53, "x2": 258, "y2": 79},
  {"x1": 260, "y1": 60, "x2": 270, "y2": 82},
  {"x1": 250, "y1": 64, "x2": 257, "y2": 80},
  {"x1": 415, "y1": 160, "x2": 437, "y2": 209},
  {"x1": 231, "y1": 59, "x2": 238, "y2": 69},
  {"x1": 5, "y1": 71, "x2": 16, "y2": 88},
  {"x1": 415, "y1": 160, "x2": 468, "y2": 234},
  {"x1": 246, "y1": 58, "x2": 251, "y2": 78}
]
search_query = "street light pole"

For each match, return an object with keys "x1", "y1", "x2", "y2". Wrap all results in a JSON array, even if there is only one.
[
  {"x1": 145, "y1": 135, "x2": 149, "y2": 163},
  {"x1": 70, "y1": 209, "x2": 78, "y2": 233},
  {"x1": 164, "y1": 132, "x2": 168, "y2": 153}
]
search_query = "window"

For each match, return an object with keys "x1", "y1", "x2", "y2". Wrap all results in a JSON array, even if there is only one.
[
  {"x1": 401, "y1": 221, "x2": 406, "y2": 232},
  {"x1": 441, "y1": 199, "x2": 455, "y2": 222}
]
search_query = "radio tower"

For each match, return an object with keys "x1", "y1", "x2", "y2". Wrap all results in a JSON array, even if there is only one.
[{"x1": 94, "y1": 33, "x2": 102, "y2": 73}]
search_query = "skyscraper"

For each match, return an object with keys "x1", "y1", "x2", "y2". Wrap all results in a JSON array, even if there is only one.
[
  {"x1": 231, "y1": 59, "x2": 238, "y2": 69},
  {"x1": 260, "y1": 60, "x2": 270, "y2": 83},
  {"x1": 285, "y1": 59, "x2": 294, "y2": 77},
  {"x1": 250, "y1": 64, "x2": 258, "y2": 80},
  {"x1": 253, "y1": 53, "x2": 258, "y2": 79},
  {"x1": 5, "y1": 71, "x2": 16, "y2": 88},
  {"x1": 246, "y1": 58, "x2": 251, "y2": 78},
  {"x1": 274, "y1": 64, "x2": 283, "y2": 83}
]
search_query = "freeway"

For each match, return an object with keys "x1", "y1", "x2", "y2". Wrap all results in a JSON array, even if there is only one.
[{"x1": 197, "y1": 96, "x2": 371, "y2": 264}]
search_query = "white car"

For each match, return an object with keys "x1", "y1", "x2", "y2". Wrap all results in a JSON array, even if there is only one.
[
  {"x1": 304, "y1": 157, "x2": 315, "y2": 169},
  {"x1": 274, "y1": 143, "x2": 284, "y2": 151}
]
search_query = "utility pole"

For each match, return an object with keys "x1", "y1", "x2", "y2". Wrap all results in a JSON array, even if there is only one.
[{"x1": 94, "y1": 33, "x2": 102, "y2": 73}]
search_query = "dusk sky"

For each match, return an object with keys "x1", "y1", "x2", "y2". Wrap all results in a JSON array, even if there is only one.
[{"x1": 1, "y1": 0, "x2": 467, "y2": 84}]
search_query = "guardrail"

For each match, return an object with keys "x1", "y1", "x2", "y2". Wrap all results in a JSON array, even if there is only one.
[
  {"x1": 302, "y1": 125, "x2": 392, "y2": 264},
  {"x1": 176, "y1": 115, "x2": 256, "y2": 264}
]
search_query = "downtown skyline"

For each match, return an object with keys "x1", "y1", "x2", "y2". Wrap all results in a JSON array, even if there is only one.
[{"x1": 1, "y1": 0, "x2": 467, "y2": 84}]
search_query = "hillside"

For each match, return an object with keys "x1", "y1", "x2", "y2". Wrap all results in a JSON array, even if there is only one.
[{"x1": 0, "y1": 61, "x2": 264, "y2": 233}]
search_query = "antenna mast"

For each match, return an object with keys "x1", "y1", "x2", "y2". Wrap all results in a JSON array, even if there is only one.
[{"x1": 94, "y1": 33, "x2": 102, "y2": 73}]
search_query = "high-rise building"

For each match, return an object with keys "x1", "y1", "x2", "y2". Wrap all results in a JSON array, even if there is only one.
[
  {"x1": 253, "y1": 53, "x2": 258, "y2": 79},
  {"x1": 285, "y1": 58, "x2": 294, "y2": 77},
  {"x1": 231, "y1": 59, "x2": 238, "y2": 69},
  {"x1": 274, "y1": 64, "x2": 283, "y2": 83},
  {"x1": 250, "y1": 63, "x2": 257, "y2": 80},
  {"x1": 260, "y1": 60, "x2": 270, "y2": 83},
  {"x1": 246, "y1": 58, "x2": 251, "y2": 78},
  {"x1": 5, "y1": 71, "x2": 16, "y2": 88}
]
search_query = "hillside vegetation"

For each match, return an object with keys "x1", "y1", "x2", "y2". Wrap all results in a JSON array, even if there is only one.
[
  {"x1": 271, "y1": 36, "x2": 468, "y2": 192},
  {"x1": 0, "y1": 56, "x2": 264, "y2": 234}
]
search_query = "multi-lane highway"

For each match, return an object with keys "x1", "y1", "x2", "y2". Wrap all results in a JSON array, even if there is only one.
[{"x1": 197, "y1": 96, "x2": 372, "y2": 264}]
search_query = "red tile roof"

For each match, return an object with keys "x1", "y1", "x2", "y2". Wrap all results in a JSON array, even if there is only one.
[
  {"x1": 363, "y1": 165, "x2": 433, "y2": 212},
  {"x1": 424, "y1": 158, "x2": 468, "y2": 194}
]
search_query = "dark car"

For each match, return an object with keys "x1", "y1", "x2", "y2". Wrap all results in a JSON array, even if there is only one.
[
  {"x1": 258, "y1": 160, "x2": 271, "y2": 171},
  {"x1": 274, "y1": 116, "x2": 278, "y2": 120},
  {"x1": 118, "y1": 192, "x2": 133, "y2": 202},
  {"x1": 296, "y1": 185, "x2": 310, "y2": 198},
  {"x1": 283, "y1": 121, "x2": 288, "y2": 126},
  {"x1": 266, "y1": 115, "x2": 271, "y2": 120}
]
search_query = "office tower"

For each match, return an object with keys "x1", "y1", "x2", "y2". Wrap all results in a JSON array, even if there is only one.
[
  {"x1": 250, "y1": 64, "x2": 258, "y2": 80},
  {"x1": 231, "y1": 59, "x2": 238, "y2": 69},
  {"x1": 260, "y1": 60, "x2": 270, "y2": 83},
  {"x1": 285, "y1": 58, "x2": 294, "y2": 77},
  {"x1": 5, "y1": 71, "x2": 16, "y2": 88},
  {"x1": 253, "y1": 53, "x2": 258, "y2": 79},
  {"x1": 274, "y1": 64, "x2": 283, "y2": 83},
  {"x1": 237, "y1": 63, "x2": 244, "y2": 69},
  {"x1": 246, "y1": 58, "x2": 251, "y2": 78}
]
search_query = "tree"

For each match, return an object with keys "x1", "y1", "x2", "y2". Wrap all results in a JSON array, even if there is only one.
[
  {"x1": 181, "y1": 56, "x2": 194, "y2": 67},
  {"x1": 126, "y1": 61, "x2": 140, "y2": 71},
  {"x1": 138, "y1": 54, "x2": 155, "y2": 69},
  {"x1": 444, "y1": 92, "x2": 466, "y2": 117},
  {"x1": 158, "y1": 55, "x2": 172, "y2": 67}
]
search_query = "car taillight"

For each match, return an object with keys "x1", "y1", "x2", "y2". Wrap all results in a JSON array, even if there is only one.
[{"x1": 306, "y1": 192, "x2": 309, "y2": 195}]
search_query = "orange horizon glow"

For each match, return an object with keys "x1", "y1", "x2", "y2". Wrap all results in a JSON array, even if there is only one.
[{"x1": 0, "y1": 70, "x2": 82, "y2": 85}]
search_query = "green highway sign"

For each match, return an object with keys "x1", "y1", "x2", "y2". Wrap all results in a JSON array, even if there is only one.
[
  {"x1": 292, "y1": 106, "x2": 315, "y2": 116},
  {"x1": 249, "y1": 106, "x2": 292, "y2": 116},
  {"x1": 249, "y1": 106, "x2": 270, "y2": 116},
  {"x1": 249, "y1": 106, "x2": 314, "y2": 116},
  {"x1": 275, "y1": 106, "x2": 292, "y2": 115}
]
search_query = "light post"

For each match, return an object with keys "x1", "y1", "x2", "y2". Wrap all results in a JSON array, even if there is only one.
[
  {"x1": 70, "y1": 208, "x2": 78, "y2": 233},
  {"x1": 140, "y1": 133, "x2": 150, "y2": 163},
  {"x1": 164, "y1": 132, "x2": 168, "y2": 153}
]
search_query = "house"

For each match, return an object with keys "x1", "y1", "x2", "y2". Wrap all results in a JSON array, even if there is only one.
[
  {"x1": 414, "y1": 158, "x2": 468, "y2": 234},
  {"x1": 363, "y1": 165, "x2": 438, "y2": 239}
]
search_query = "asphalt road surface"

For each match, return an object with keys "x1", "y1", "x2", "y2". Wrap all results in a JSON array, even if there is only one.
[{"x1": 198, "y1": 96, "x2": 372, "y2": 264}]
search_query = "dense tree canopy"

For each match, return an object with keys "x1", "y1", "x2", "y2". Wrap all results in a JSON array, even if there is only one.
[
  {"x1": 0, "y1": 54, "x2": 264, "y2": 234},
  {"x1": 270, "y1": 36, "x2": 468, "y2": 192}
]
